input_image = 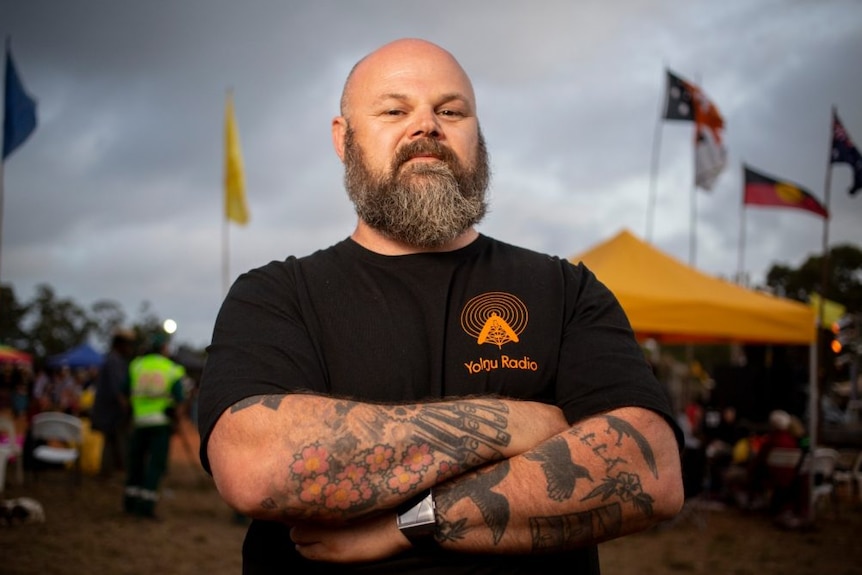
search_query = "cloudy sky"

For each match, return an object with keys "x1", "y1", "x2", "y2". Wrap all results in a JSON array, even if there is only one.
[{"x1": 2, "y1": 0, "x2": 861, "y2": 350}]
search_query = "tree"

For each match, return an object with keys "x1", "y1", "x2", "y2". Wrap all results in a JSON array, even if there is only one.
[
  {"x1": 90, "y1": 299, "x2": 128, "y2": 348},
  {"x1": 765, "y1": 244, "x2": 862, "y2": 311},
  {"x1": 2, "y1": 285, "x2": 186, "y2": 359},
  {"x1": 132, "y1": 300, "x2": 169, "y2": 353},
  {"x1": 19, "y1": 284, "x2": 97, "y2": 358},
  {"x1": 0, "y1": 284, "x2": 30, "y2": 349},
  {"x1": 1, "y1": 282, "x2": 207, "y2": 363},
  {"x1": 765, "y1": 244, "x2": 862, "y2": 390}
]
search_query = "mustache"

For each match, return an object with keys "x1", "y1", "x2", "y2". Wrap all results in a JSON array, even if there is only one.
[{"x1": 393, "y1": 138, "x2": 460, "y2": 171}]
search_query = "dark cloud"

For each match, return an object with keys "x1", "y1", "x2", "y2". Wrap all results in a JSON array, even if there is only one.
[{"x1": 2, "y1": 1, "x2": 860, "y2": 347}]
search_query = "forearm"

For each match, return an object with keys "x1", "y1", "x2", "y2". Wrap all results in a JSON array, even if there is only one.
[
  {"x1": 432, "y1": 407, "x2": 684, "y2": 554},
  {"x1": 207, "y1": 392, "x2": 568, "y2": 524}
]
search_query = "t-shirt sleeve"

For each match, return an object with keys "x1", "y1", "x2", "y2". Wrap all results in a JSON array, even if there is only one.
[
  {"x1": 196, "y1": 258, "x2": 327, "y2": 472},
  {"x1": 556, "y1": 261, "x2": 683, "y2": 448}
]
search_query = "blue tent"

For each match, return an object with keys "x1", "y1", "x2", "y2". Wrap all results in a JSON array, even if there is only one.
[{"x1": 47, "y1": 343, "x2": 105, "y2": 369}]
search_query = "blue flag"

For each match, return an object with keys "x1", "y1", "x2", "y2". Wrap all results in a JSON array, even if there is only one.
[
  {"x1": 3, "y1": 42, "x2": 38, "y2": 160},
  {"x1": 832, "y1": 111, "x2": 862, "y2": 196}
]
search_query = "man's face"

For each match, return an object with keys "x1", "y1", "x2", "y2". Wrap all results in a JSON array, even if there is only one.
[
  {"x1": 342, "y1": 125, "x2": 489, "y2": 248},
  {"x1": 333, "y1": 39, "x2": 491, "y2": 248}
]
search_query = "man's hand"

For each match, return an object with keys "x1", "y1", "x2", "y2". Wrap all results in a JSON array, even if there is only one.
[
  {"x1": 290, "y1": 514, "x2": 413, "y2": 563},
  {"x1": 505, "y1": 401, "x2": 569, "y2": 455}
]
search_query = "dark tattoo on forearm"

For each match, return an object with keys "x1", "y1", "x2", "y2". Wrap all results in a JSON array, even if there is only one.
[
  {"x1": 525, "y1": 437, "x2": 592, "y2": 501},
  {"x1": 602, "y1": 415, "x2": 658, "y2": 478},
  {"x1": 571, "y1": 415, "x2": 658, "y2": 479},
  {"x1": 520, "y1": 418, "x2": 655, "y2": 550},
  {"x1": 530, "y1": 503, "x2": 622, "y2": 551},
  {"x1": 254, "y1": 397, "x2": 515, "y2": 519},
  {"x1": 408, "y1": 401, "x2": 512, "y2": 467},
  {"x1": 567, "y1": 415, "x2": 657, "y2": 517},
  {"x1": 435, "y1": 461, "x2": 511, "y2": 544},
  {"x1": 582, "y1": 470, "x2": 654, "y2": 516}
]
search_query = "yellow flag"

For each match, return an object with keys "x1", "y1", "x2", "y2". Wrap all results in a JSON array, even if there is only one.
[
  {"x1": 809, "y1": 293, "x2": 846, "y2": 327},
  {"x1": 224, "y1": 91, "x2": 250, "y2": 225}
]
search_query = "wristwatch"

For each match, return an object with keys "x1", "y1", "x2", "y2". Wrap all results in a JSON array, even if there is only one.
[{"x1": 396, "y1": 489, "x2": 437, "y2": 542}]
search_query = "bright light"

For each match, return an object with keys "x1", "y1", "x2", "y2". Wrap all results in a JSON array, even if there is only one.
[{"x1": 163, "y1": 319, "x2": 178, "y2": 334}]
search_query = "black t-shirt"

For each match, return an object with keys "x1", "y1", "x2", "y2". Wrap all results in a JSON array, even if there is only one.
[{"x1": 198, "y1": 234, "x2": 678, "y2": 575}]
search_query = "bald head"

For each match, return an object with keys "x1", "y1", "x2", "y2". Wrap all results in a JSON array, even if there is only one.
[{"x1": 340, "y1": 38, "x2": 476, "y2": 119}]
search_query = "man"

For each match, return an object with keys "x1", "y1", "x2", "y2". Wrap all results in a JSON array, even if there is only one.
[
  {"x1": 91, "y1": 328, "x2": 136, "y2": 480},
  {"x1": 198, "y1": 38, "x2": 683, "y2": 574},
  {"x1": 125, "y1": 333, "x2": 186, "y2": 518}
]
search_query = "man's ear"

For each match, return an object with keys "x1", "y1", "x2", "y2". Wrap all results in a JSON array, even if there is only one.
[{"x1": 332, "y1": 116, "x2": 347, "y2": 162}]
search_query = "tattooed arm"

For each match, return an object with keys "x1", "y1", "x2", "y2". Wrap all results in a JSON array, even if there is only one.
[
  {"x1": 206, "y1": 393, "x2": 569, "y2": 525},
  {"x1": 430, "y1": 406, "x2": 683, "y2": 554},
  {"x1": 282, "y1": 406, "x2": 682, "y2": 563}
]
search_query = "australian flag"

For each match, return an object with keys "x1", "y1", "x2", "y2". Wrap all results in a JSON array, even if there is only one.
[{"x1": 832, "y1": 112, "x2": 862, "y2": 196}]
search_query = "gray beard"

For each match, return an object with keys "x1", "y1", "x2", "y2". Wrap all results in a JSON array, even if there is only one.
[{"x1": 343, "y1": 128, "x2": 490, "y2": 248}]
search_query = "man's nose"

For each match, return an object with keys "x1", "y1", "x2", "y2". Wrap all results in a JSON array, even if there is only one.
[{"x1": 409, "y1": 108, "x2": 441, "y2": 139}]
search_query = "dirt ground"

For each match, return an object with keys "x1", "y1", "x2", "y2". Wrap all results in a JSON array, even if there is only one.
[{"x1": 2, "y1": 426, "x2": 862, "y2": 575}]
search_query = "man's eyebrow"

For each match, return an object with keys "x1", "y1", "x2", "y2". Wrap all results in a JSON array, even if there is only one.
[
  {"x1": 372, "y1": 93, "x2": 409, "y2": 105},
  {"x1": 372, "y1": 92, "x2": 471, "y2": 106},
  {"x1": 437, "y1": 93, "x2": 472, "y2": 108}
]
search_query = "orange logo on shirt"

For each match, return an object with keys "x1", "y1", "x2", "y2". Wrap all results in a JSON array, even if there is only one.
[{"x1": 460, "y1": 292, "x2": 528, "y2": 349}]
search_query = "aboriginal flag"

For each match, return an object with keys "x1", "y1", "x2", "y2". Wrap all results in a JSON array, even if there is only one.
[{"x1": 743, "y1": 165, "x2": 828, "y2": 219}]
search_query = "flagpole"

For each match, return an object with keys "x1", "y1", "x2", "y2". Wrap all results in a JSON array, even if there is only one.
[
  {"x1": 222, "y1": 213, "x2": 229, "y2": 298},
  {"x1": 807, "y1": 106, "x2": 836, "y2": 525},
  {"x1": 0, "y1": 39, "x2": 6, "y2": 295},
  {"x1": 0, "y1": 159, "x2": 5, "y2": 299},
  {"x1": 689, "y1": 72, "x2": 704, "y2": 268},
  {"x1": 817, "y1": 107, "x2": 835, "y2": 379},
  {"x1": 645, "y1": 108, "x2": 664, "y2": 243},
  {"x1": 737, "y1": 162, "x2": 747, "y2": 285},
  {"x1": 222, "y1": 88, "x2": 231, "y2": 299},
  {"x1": 2, "y1": 37, "x2": 39, "y2": 315},
  {"x1": 0, "y1": 40, "x2": 8, "y2": 304},
  {"x1": 818, "y1": 107, "x2": 836, "y2": 329},
  {"x1": 689, "y1": 180, "x2": 697, "y2": 267},
  {"x1": 222, "y1": 87, "x2": 250, "y2": 297}
]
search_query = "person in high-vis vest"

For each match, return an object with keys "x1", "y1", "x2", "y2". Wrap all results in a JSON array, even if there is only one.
[{"x1": 124, "y1": 333, "x2": 186, "y2": 518}]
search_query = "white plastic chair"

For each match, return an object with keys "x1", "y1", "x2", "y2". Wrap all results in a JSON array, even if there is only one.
[
  {"x1": 29, "y1": 412, "x2": 84, "y2": 485},
  {"x1": 833, "y1": 450, "x2": 862, "y2": 503},
  {"x1": 765, "y1": 446, "x2": 803, "y2": 469},
  {"x1": 811, "y1": 447, "x2": 840, "y2": 515},
  {"x1": 0, "y1": 415, "x2": 24, "y2": 492}
]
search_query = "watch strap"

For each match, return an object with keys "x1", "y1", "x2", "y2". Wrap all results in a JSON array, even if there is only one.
[{"x1": 396, "y1": 489, "x2": 438, "y2": 543}]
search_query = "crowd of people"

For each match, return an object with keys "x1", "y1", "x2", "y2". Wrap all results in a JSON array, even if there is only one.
[
  {"x1": 679, "y1": 398, "x2": 814, "y2": 528},
  {"x1": 0, "y1": 331, "x2": 190, "y2": 520},
  {"x1": 0, "y1": 361, "x2": 96, "y2": 421}
]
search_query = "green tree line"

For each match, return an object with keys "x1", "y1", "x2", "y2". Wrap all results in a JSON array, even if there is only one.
[
  {"x1": 0, "y1": 283, "x2": 200, "y2": 360},
  {"x1": 765, "y1": 244, "x2": 862, "y2": 311}
]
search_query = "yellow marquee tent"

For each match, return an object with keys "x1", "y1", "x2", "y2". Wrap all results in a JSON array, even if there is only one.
[{"x1": 570, "y1": 229, "x2": 816, "y2": 345}]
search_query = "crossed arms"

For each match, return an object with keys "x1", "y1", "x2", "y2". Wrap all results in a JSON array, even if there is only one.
[{"x1": 207, "y1": 393, "x2": 682, "y2": 562}]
